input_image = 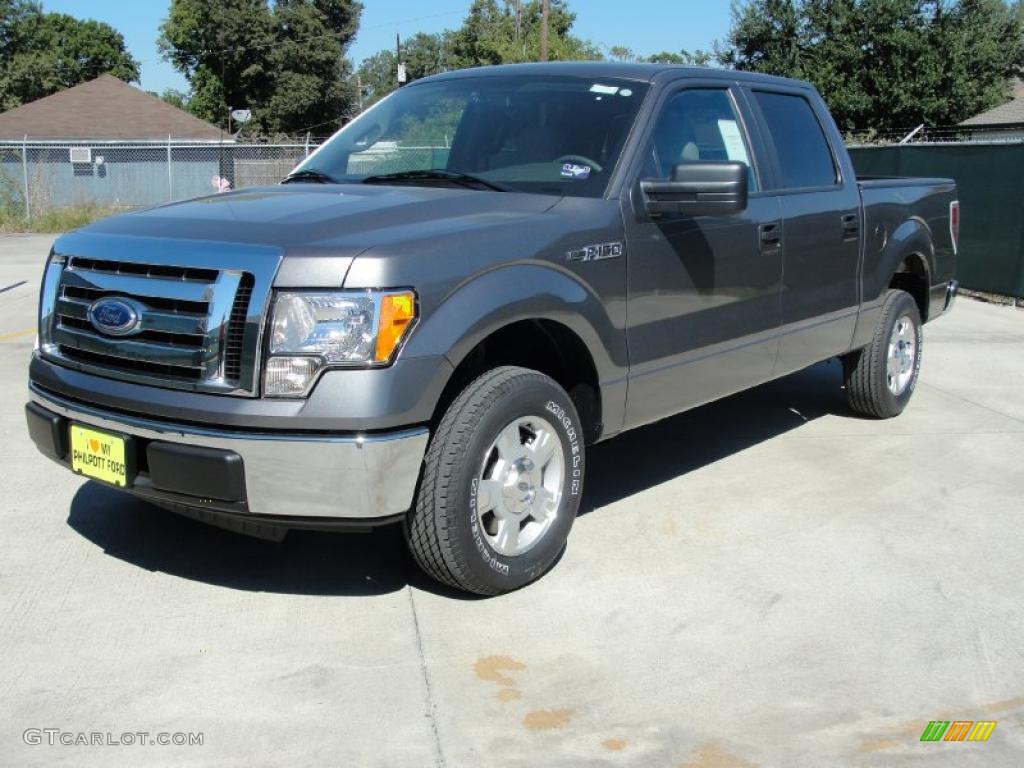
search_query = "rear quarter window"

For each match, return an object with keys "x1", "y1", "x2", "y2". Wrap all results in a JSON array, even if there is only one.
[{"x1": 753, "y1": 91, "x2": 838, "y2": 190}]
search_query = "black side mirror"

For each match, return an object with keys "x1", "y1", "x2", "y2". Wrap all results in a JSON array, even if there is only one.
[{"x1": 641, "y1": 161, "x2": 749, "y2": 218}]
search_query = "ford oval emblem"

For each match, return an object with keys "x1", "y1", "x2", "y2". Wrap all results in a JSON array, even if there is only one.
[{"x1": 87, "y1": 297, "x2": 143, "y2": 337}]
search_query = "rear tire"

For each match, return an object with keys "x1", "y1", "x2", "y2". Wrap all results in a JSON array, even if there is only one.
[
  {"x1": 405, "y1": 366, "x2": 585, "y2": 596},
  {"x1": 843, "y1": 289, "x2": 922, "y2": 418}
]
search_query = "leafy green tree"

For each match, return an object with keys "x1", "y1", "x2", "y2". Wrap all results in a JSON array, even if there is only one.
[
  {"x1": 153, "y1": 88, "x2": 190, "y2": 110},
  {"x1": 719, "y1": 0, "x2": 1024, "y2": 131},
  {"x1": 357, "y1": 32, "x2": 455, "y2": 106},
  {"x1": 159, "y1": 0, "x2": 361, "y2": 135},
  {"x1": 449, "y1": 0, "x2": 601, "y2": 67},
  {"x1": 357, "y1": 0, "x2": 601, "y2": 107},
  {"x1": 644, "y1": 49, "x2": 715, "y2": 65},
  {"x1": 0, "y1": 0, "x2": 139, "y2": 110},
  {"x1": 261, "y1": 0, "x2": 361, "y2": 134},
  {"x1": 158, "y1": 0, "x2": 274, "y2": 130}
]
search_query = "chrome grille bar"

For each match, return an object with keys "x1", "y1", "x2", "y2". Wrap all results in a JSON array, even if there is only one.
[
  {"x1": 54, "y1": 296, "x2": 209, "y2": 336},
  {"x1": 52, "y1": 325, "x2": 207, "y2": 369},
  {"x1": 61, "y1": 267, "x2": 218, "y2": 305}
]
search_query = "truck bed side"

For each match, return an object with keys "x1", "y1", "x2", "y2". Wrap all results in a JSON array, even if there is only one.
[{"x1": 850, "y1": 176, "x2": 957, "y2": 349}]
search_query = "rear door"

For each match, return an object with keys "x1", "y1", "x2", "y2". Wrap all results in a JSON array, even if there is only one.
[
  {"x1": 620, "y1": 81, "x2": 782, "y2": 430},
  {"x1": 743, "y1": 87, "x2": 862, "y2": 376}
]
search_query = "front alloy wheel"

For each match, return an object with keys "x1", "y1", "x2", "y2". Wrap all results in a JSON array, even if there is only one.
[
  {"x1": 405, "y1": 366, "x2": 585, "y2": 596},
  {"x1": 475, "y1": 416, "x2": 565, "y2": 557}
]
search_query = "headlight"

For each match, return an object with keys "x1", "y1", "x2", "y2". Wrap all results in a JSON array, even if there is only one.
[{"x1": 264, "y1": 290, "x2": 415, "y2": 397}]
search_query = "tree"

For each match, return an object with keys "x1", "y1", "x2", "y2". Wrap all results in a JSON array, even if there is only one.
[
  {"x1": 449, "y1": 0, "x2": 601, "y2": 67},
  {"x1": 0, "y1": 0, "x2": 140, "y2": 110},
  {"x1": 719, "y1": 0, "x2": 1024, "y2": 131},
  {"x1": 152, "y1": 88, "x2": 190, "y2": 110},
  {"x1": 357, "y1": 32, "x2": 455, "y2": 106},
  {"x1": 357, "y1": 0, "x2": 601, "y2": 107},
  {"x1": 159, "y1": 0, "x2": 361, "y2": 135},
  {"x1": 261, "y1": 0, "x2": 361, "y2": 134},
  {"x1": 158, "y1": 0, "x2": 274, "y2": 131},
  {"x1": 643, "y1": 49, "x2": 715, "y2": 65}
]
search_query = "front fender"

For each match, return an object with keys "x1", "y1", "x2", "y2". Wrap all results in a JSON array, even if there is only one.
[{"x1": 402, "y1": 262, "x2": 628, "y2": 434}]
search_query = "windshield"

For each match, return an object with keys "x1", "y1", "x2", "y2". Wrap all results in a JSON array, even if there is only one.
[{"x1": 296, "y1": 75, "x2": 650, "y2": 197}]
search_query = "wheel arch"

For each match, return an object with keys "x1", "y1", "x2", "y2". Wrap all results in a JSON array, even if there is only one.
[
  {"x1": 890, "y1": 251, "x2": 931, "y2": 321},
  {"x1": 404, "y1": 264, "x2": 625, "y2": 444},
  {"x1": 874, "y1": 218, "x2": 934, "y2": 321}
]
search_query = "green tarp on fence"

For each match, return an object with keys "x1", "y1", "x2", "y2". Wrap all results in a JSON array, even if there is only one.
[{"x1": 849, "y1": 144, "x2": 1024, "y2": 298}]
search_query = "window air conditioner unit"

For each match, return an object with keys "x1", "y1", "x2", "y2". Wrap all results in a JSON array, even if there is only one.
[{"x1": 69, "y1": 147, "x2": 92, "y2": 164}]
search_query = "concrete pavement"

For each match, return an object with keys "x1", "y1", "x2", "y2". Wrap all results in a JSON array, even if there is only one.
[{"x1": 2, "y1": 233, "x2": 1022, "y2": 767}]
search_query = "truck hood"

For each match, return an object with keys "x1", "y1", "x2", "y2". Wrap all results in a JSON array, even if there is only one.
[{"x1": 72, "y1": 184, "x2": 560, "y2": 255}]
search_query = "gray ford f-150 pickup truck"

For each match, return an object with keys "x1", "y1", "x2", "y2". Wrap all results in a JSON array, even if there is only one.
[{"x1": 26, "y1": 63, "x2": 958, "y2": 595}]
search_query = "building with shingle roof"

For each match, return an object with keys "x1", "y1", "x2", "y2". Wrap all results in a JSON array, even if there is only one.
[
  {"x1": 0, "y1": 74, "x2": 223, "y2": 141},
  {"x1": 960, "y1": 79, "x2": 1024, "y2": 140}
]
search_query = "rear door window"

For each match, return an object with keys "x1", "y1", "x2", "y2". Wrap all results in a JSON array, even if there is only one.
[{"x1": 752, "y1": 91, "x2": 838, "y2": 190}]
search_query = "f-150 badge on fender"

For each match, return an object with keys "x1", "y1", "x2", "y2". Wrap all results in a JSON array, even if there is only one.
[{"x1": 567, "y1": 242, "x2": 624, "y2": 262}]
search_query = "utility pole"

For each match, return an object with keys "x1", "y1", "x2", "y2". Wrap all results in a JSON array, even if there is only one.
[
  {"x1": 514, "y1": 0, "x2": 522, "y2": 57},
  {"x1": 539, "y1": 0, "x2": 549, "y2": 62},
  {"x1": 396, "y1": 33, "x2": 406, "y2": 87}
]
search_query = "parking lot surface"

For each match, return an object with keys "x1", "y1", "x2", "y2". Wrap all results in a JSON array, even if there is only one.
[{"x1": 2, "y1": 233, "x2": 1023, "y2": 767}]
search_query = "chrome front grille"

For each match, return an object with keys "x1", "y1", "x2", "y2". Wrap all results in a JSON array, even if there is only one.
[{"x1": 39, "y1": 244, "x2": 281, "y2": 396}]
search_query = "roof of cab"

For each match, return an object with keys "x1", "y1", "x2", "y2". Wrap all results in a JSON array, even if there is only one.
[{"x1": 416, "y1": 61, "x2": 815, "y2": 91}]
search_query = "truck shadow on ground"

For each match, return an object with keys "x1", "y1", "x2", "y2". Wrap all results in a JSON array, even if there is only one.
[
  {"x1": 67, "y1": 487, "x2": 414, "y2": 597},
  {"x1": 580, "y1": 359, "x2": 847, "y2": 513},
  {"x1": 67, "y1": 360, "x2": 847, "y2": 597}
]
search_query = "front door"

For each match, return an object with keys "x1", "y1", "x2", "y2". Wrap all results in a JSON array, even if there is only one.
[{"x1": 622, "y1": 85, "x2": 782, "y2": 430}]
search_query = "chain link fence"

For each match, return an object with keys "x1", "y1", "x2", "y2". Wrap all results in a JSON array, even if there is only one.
[
  {"x1": 846, "y1": 123, "x2": 1024, "y2": 146},
  {"x1": 0, "y1": 139, "x2": 325, "y2": 220}
]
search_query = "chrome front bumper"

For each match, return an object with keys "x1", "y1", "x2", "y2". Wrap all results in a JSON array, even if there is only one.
[{"x1": 29, "y1": 386, "x2": 428, "y2": 521}]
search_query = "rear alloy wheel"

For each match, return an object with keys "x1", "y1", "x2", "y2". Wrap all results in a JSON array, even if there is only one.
[
  {"x1": 885, "y1": 313, "x2": 917, "y2": 397},
  {"x1": 405, "y1": 366, "x2": 584, "y2": 596},
  {"x1": 844, "y1": 289, "x2": 923, "y2": 418}
]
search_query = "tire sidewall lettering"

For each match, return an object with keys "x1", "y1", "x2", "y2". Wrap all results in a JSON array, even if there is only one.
[{"x1": 545, "y1": 399, "x2": 582, "y2": 497}]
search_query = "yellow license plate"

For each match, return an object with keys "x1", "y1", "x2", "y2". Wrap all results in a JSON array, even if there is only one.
[{"x1": 70, "y1": 425, "x2": 129, "y2": 487}]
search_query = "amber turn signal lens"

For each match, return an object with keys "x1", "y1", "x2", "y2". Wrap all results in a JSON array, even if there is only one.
[{"x1": 374, "y1": 292, "x2": 415, "y2": 362}]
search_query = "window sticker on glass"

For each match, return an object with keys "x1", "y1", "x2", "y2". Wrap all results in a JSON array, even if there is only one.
[
  {"x1": 590, "y1": 84, "x2": 619, "y2": 95},
  {"x1": 717, "y1": 119, "x2": 750, "y2": 165},
  {"x1": 561, "y1": 163, "x2": 592, "y2": 180}
]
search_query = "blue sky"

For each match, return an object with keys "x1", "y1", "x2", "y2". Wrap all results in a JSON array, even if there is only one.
[{"x1": 45, "y1": 0, "x2": 734, "y2": 94}]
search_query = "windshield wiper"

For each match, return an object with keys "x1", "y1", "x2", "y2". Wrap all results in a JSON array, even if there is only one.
[
  {"x1": 281, "y1": 168, "x2": 338, "y2": 184},
  {"x1": 361, "y1": 169, "x2": 509, "y2": 192}
]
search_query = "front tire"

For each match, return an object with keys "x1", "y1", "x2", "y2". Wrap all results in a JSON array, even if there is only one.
[
  {"x1": 844, "y1": 289, "x2": 923, "y2": 418},
  {"x1": 405, "y1": 366, "x2": 585, "y2": 596}
]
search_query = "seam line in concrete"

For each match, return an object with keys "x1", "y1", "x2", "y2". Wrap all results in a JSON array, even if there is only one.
[
  {"x1": 919, "y1": 381, "x2": 1024, "y2": 427},
  {"x1": 777, "y1": 429, "x2": 1024, "y2": 439},
  {"x1": 406, "y1": 585, "x2": 447, "y2": 768}
]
